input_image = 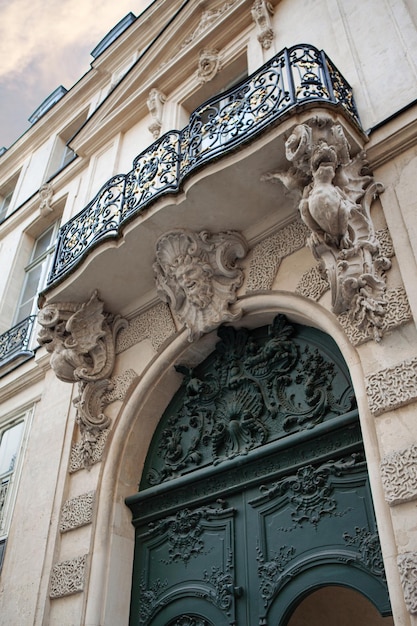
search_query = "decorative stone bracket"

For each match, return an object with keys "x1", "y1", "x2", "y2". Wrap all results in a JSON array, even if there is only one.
[
  {"x1": 153, "y1": 229, "x2": 248, "y2": 341},
  {"x1": 251, "y1": 0, "x2": 275, "y2": 50},
  {"x1": 147, "y1": 88, "x2": 166, "y2": 140},
  {"x1": 38, "y1": 291, "x2": 127, "y2": 467},
  {"x1": 262, "y1": 115, "x2": 391, "y2": 341}
]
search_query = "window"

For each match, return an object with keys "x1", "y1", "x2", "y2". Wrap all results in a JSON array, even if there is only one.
[
  {"x1": 0, "y1": 171, "x2": 21, "y2": 223},
  {"x1": 45, "y1": 109, "x2": 88, "y2": 179},
  {"x1": 0, "y1": 409, "x2": 32, "y2": 572},
  {"x1": 14, "y1": 222, "x2": 59, "y2": 324},
  {"x1": 0, "y1": 191, "x2": 13, "y2": 223},
  {"x1": 182, "y1": 54, "x2": 248, "y2": 117}
]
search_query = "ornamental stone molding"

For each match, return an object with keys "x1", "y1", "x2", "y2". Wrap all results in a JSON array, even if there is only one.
[
  {"x1": 262, "y1": 115, "x2": 391, "y2": 341},
  {"x1": 197, "y1": 48, "x2": 223, "y2": 83},
  {"x1": 380, "y1": 444, "x2": 417, "y2": 506},
  {"x1": 397, "y1": 552, "x2": 417, "y2": 614},
  {"x1": 365, "y1": 356, "x2": 417, "y2": 416},
  {"x1": 38, "y1": 291, "x2": 127, "y2": 467},
  {"x1": 295, "y1": 264, "x2": 329, "y2": 301},
  {"x1": 154, "y1": 229, "x2": 248, "y2": 341},
  {"x1": 49, "y1": 554, "x2": 87, "y2": 599},
  {"x1": 60, "y1": 491, "x2": 95, "y2": 532},
  {"x1": 166, "y1": 0, "x2": 238, "y2": 64},
  {"x1": 69, "y1": 429, "x2": 109, "y2": 473},
  {"x1": 246, "y1": 219, "x2": 308, "y2": 291},
  {"x1": 103, "y1": 368, "x2": 138, "y2": 404},
  {"x1": 116, "y1": 302, "x2": 176, "y2": 353},
  {"x1": 338, "y1": 286, "x2": 412, "y2": 346},
  {"x1": 251, "y1": 0, "x2": 275, "y2": 50},
  {"x1": 147, "y1": 88, "x2": 166, "y2": 140}
]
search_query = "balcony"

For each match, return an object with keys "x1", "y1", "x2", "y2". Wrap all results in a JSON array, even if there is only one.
[
  {"x1": 42, "y1": 44, "x2": 365, "y2": 315},
  {"x1": 0, "y1": 316, "x2": 37, "y2": 376}
]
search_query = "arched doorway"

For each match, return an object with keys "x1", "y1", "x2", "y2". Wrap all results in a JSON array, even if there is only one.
[{"x1": 126, "y1": 315, "x2": 391, "y2": 625}]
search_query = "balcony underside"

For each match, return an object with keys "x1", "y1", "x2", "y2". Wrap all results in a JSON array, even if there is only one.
[{"x1": 41, "y1": 108, "x2": 365, "y2": 317}]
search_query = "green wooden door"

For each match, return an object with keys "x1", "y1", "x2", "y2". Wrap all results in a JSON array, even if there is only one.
[{"x1": 127, "y1": 316, "x2": 391, "y2": 626}]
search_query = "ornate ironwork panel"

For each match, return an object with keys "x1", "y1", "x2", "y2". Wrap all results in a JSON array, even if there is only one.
[
  {"x1": 121, "y1": 131, "x2": 181, "y2": 222},
  {"x1": 49, "y1": 175, "x2": 124, "y2": 281},
  {"x1": 46, "y1": 44, "x2": 360, "y2": 287},
  {"x1": 0, "y1": 315, "x2": 36, "y2": 368},
  {"x1": 142, "y1": 315, "x2": 355, "y2": 488}
]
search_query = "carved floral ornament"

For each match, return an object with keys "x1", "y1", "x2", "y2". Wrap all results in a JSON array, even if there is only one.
[
  {"x1": 262, "y1": 115, "x2": 391, "y2": 341},
  {"x1": 197, "y1": 48, "x2": 223, "y2": 83},
  {"x1": 153, "y1": 229, "x2": 248, "y2": 341},
  {"x1": 38, "y1": 291, "x2": 127, "y2": 466}
]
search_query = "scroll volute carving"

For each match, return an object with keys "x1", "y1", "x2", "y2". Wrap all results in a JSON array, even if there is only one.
[
  {"x1": 38, "y1": 291, "x2": 127, "y2": 466},
  {"x1": 262, "y1": 115, "x2": 391, "y2": 341},
  {"x1": 153, "y1": 229, "x2": 248, "y2": 341},
  {"x1": 37, "y1": 290, "x2": 123, "y2": 383}
]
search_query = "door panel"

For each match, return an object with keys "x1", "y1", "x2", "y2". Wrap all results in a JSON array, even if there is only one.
[
  {"x1": 131, "y1": 455, "x2": 389, "y2": 625},
  {"x1": 131, "y1": 501, "x2": 238, "y2": 625}
]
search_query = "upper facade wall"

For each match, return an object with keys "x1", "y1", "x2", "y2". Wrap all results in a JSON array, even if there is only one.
[{"x1": 1, "y1": 0, "x2": 416, "y2": 221}]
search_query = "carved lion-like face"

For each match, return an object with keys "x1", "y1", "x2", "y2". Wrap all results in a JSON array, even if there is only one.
[{"x1": 173, "y1": 255, "x2": 213, "y2": 309}]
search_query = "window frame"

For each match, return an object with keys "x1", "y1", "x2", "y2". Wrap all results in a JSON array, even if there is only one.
[
  {"x1": 0, "y1": 406, "x2": 34, "y2": 570},
  {"x1": 13, "y1": 221, "x2": 60, "y2": 326}
]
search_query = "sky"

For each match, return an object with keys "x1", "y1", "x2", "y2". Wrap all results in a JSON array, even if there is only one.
[{"x1": 0, "y1": 0, "x2": 154, "y2": 149}]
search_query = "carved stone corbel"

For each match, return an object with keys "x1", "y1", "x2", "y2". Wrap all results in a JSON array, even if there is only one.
[
  {"x1": 251, "y1": 0, "x2": 275, "y2": 50},
  {"x1": 262, "y1": 115, "x2": 391, "y2": 341},
  {"x1": 38, "y1": 291, "x2": 127, "y2": 467},
  {"x1": 147, "y1": 88, "x2": 166, "y2": 140},
  {"x1": 153, "y1": 229, "x2": 248, "y2": 341},
  {"x1": 197, "y1": 48, "x2": 223, "y2": 83},
  {"x1": 39, "y1": 183, "x2": 54, "y2": 216}
]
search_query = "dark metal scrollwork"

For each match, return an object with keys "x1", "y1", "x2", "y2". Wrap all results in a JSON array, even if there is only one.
[{"x1": 47, "y1": 44, "x2": 360, "y2": 286}]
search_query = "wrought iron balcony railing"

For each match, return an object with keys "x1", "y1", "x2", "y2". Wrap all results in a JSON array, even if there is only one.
[
  {"x1": 0, "y1": 315, "x2": 37, "y2": 371},
  {"x1": 46, "y1": 44, "x2": 360, "y2": 288}
]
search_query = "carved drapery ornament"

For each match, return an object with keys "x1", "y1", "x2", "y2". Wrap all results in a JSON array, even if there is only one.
[
  {"x1": 153, "y1": 229, "x2": 248, "y2": 341},
  {"x1": 147, "y1": 88, "x2": 166, "y2": 140},
  {"x1": 38, "y1": 291, "x2": 127, "y2": 466},
  {"x1": 251, "y1": 0, "x2": 275, "y2": 50},
  {"x1": 197, "y1": 48, "x2": 223, "y2": 83},
  {"x1": 262, "y1": 115, "x2": 391, "y2": 341}
]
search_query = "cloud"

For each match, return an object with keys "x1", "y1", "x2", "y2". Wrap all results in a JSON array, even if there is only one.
[{"x1": 0, "y1": 0, "x2": 153, "y2": 147}]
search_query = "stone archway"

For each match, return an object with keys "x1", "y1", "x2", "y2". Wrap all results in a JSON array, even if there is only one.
[{"x1": 83, "y1": 294, "x2": 395, "y2": 626}]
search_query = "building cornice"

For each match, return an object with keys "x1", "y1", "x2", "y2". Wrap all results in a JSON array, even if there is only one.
[
  {"x1": 70, "y1": 0, "x2": 251, "y2": 157},
  {"x1": 366, "y1": 102, "x2": 417, "y2": 170}
]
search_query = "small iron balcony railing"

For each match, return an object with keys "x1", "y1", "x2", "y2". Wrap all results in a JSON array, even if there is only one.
[
  {"x1": 0, "y1": 315, "x2": 37, "y2": 370},
  {"x1": 46, "y1": 44, "x2": 360, "y2": 288}
]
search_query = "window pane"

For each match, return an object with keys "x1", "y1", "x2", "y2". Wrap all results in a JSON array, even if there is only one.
[
  {"x1": 0, "y1": 422, "x2": 24, "y2": 476},
  {"x1": 31, "y1": 225, "x2": 55, "y2": 262},
  {"x1": 15, "y1": 263, "x2": 43, "y2": 322}
]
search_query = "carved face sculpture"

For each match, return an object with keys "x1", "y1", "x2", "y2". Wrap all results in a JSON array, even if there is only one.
[
  {"x1": 173, "y1": 254, "x2": 213, "y2": 309},
  {"x1": 310, "y1": 141, "x2": 338, "y2": 182}
]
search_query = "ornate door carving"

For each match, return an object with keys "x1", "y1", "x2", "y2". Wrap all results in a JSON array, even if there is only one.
[{"x1": 127, "y1": 315, "x2": 391, "y2": 625}]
